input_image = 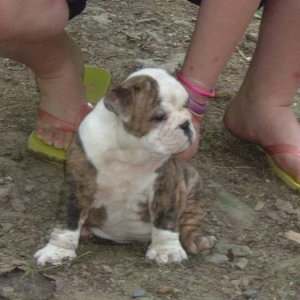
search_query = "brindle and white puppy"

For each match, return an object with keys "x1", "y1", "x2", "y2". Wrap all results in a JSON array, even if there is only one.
[{"x1": 34, "y1": 68, "x2": 215, "y2": 266}]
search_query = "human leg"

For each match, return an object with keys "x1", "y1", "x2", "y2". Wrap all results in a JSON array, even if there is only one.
[
  {"x1": 0, "y1": 0, "x2": 86, "y2": 150},
  {"x1": 224, "y1": 0, "x2": 300, "y2": 187},
  {"x1": 178, "y1": 0, "x2": 260, "y2": 159}
]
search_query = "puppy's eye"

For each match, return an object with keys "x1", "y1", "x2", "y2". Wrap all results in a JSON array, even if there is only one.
[{"x1": 152, "y1": 113, "x2": 167, "y2": 122}]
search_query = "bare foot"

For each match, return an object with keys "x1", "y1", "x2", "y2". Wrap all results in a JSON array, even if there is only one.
[
  {"x1": 224, "y1": 93, "x2": 300, "y2": 183},
  {"x1": 34, "y1": 74, "x2": 86, "y2": 150}
]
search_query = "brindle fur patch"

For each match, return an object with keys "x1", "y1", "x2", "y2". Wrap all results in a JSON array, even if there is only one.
[
  {"x1": 104, "y1": 75, "x2": 162, "y2": 137},
  {"x1": 152, "y1": 157, "x2": 205, "y2": 254},
  {"x1": 62, "y1": 135, "x2": 100, "y2": 229},
  {"x1": 85, "y1": 206, "x2": 107, "y2": 228}
]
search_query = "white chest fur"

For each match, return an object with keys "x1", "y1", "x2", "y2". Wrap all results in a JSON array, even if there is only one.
[
  {"x1": 90, "y1": 170, "x2": 156, "y2": 242},
  {"x1": 78, "y1": 103, "x2": 165, "y2": 242}
]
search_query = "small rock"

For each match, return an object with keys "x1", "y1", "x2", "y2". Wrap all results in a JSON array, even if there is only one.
[
  {"x1": 254, "y1": 201, "x2": 265, "y2": 211},
  {"x1": 102, "y1": 264, "x2": 113, "y2": 273},
  {"x1": 246, "y1": 32, "x2": 258, "y2": 43},
  {"x1": 240, "y1": 278, "x2": 250, "y2": 290},
  {"x1": 221, "y1": 287, "x2": 235, "y2": 295},
  {"x1": 135, "y1": 58, "x2": 157, "y2": 69},
  {"x1": 243, "y1": 288, "x2": 258, "y2": 299},
  {"x1": 235, "y1": 258, "x2": 249, "y2": 270},
  {"x1": 215, "y1": 243, "x2": 252, "y2": 257},
  {"x1": 38, "y1": 176, "x2": 49, "y2": 184},
  {"x1": 213, "y1": 185, "x2": 257, "y2": 228},
  {"x1": 1, "y1": 222, "x2": 13, "y2": 232},
  {"x1": 231, "y1": 279, "x2": 241, "y2": 290},
  {"x1": 204, "y1": 253, "x2": 229, "y2": 264},
  {"x1": 0, "y1": 186, "x2": 10, "y2": 202},
  {"x1": 10, "y1": 197, "x2": 25, "y2": 212},
  {"x1": 131, "y1": 288, "x2": 146, "y2": 298},
  {"x1": 275, "y1": 199, "x2": 295, "y2": 215},
  {"x1": 2, "y1": 286, "x2": 15, "y2": 297},
  {"x1": 92, "y1": 14, "x2": 111, "y2": 25},
  {"x1": 24, "y1": 184, "x2": 35, "y2": 193},
  {"x1": 157, "y1": 285, "x2": 179, "y2": 295},
  {"x1": 266, "y1": 210, "x2": 286, "y2": 223},
  {"x1": 145, "y1": 30, "x2": 164, "y2": 44},
  {"x1": 5, "y1": 176, "x2": 13, "y2": 182}
]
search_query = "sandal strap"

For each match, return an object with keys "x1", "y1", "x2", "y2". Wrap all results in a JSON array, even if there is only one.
[
  {"x1": 37, "y1": 102, "x2": 94, "y2": 133},
  {"x1": 264, "y1": 144, "x2": 300, "y2": 158}
]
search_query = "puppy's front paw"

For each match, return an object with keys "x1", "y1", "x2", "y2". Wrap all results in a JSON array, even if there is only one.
[
  {"x1": 146, "y1": 241, "x2": 188, "y2": 265},
  {"x1": 34, "y1": 243, "x2": 76, "y2": 267}
]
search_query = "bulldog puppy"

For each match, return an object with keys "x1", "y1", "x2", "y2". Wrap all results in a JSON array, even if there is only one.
[{"x1": 34, "y1": 68, "x2": 215, "y2": 266}]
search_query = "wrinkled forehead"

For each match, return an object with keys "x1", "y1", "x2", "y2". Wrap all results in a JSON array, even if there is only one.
[{"x1": 129, "y1": 69, "x2": 188, "y2": 110}]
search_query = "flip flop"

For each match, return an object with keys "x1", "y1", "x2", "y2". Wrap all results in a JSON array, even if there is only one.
[
  {"x1": 262, "y1": 144, "x2": 300, "y2": 191},
  {"x1": 27, "y1": 65, "x2": 111, "y2": 165}
]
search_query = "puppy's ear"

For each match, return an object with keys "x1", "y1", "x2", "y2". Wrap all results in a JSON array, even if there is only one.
[
  {"x1": 104, "y1": 87, "x2": 132, "y2": 116},
  {"x1": 103, "y1": 75, "x2": 157, "y2": 116}
]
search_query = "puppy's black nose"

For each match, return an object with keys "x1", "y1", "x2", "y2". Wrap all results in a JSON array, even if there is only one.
[
  {"x1": 179, "y1": 121, "x2": 192, "y2": 140},
  {"x1": 179, "y1": 121, "x2": 190, "y2": 131}
]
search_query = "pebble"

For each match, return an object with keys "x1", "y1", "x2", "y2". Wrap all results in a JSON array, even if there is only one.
[
  {"x1": 0, "y1": 186, "x2": 10, "y2": 202},
  {"x1": 221, "y1": 287, "x2": 235, "y2": 295},
  {"x1": 214, "y1": 186, "x2": 256, "y2": 228},
  {"x1": 266, "y1": 210, "x2": 286, "y2": 224},
  {"x1": 5, "y1": 176, "x2": 13, "y2": 182},
  {"x1": 131, "y1": 288, "x2": 146, "y2": 298},
  {"x1": 1, "y1": 222, "x2": 13, "y2": 232},
  {"x1": 102, "y1": 264, "x2": 113, "y2": 273},
  {"x1": 204, "y1": 253, "x2": 229, "y2": 264},
  {"x1": 157, "y1": 285, "x2": 180, "y2": 295},
  {"x1": 275, "y1": 199, "x2": 295, "y2": 215},
  {"x1": 9, "y1": 197, "x2": 25, "y2": 212},
  {"x1": 254, "y1": 201, "x2": 265, "y2": 211},
  {"x1": 215, "y1": 243, "x2": 252, "y2": 257},
  {"x1": 240, "y1": 278, "x2": 250, "y2": 290},
  {"x1": 91, "y1": 14, "x2": 111, "y2": 25},
  {"x1": 246, "y1": 32, "x2": 258, "y2": 43},
  {"x1": 235, "y1": 258, "x2": 249, "y2": 270},
  {"x1": 24, "y1": 184, "x2": 35, "y2": 193},
  {"x1": 231, "y1": 279, "x2": 241, "y2": 290},
  {"x1": 243, "y1": 288, "x2": 258, "y2": 299},
  {"x1": 38, "y1": 176, "x2": 49, "y2": 184}
]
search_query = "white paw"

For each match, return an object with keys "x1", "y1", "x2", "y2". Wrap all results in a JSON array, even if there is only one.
[
  {"x1": 146, "y1": 241, "x2": 188, "y2": 265},
  {"x1": 34, "y1": 243, "x2": 76, "y2": 267}
]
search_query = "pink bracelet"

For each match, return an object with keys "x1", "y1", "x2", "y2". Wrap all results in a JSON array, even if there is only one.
[{"x1": 176, "y1": 71, "x2": 216, "y2": 97}]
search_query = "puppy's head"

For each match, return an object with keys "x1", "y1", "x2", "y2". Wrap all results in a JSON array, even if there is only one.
[{"x1": 104, "y1": 68, "x2": 195, "y2": 156}]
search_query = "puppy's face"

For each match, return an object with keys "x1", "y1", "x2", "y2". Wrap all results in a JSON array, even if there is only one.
[{"x1": 104, "y1": 68, "x2": 195, "y2": 156}]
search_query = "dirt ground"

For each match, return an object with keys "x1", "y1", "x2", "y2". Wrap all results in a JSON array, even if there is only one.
[{"x1": 1, "y1": 1, "x2": 300, "y2": 299}]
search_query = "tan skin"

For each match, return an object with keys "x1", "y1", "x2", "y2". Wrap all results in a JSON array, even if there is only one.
[
  {"x1": 0, "y1": 0, "x2": 86, "y2": 149},
  {"x1": 1, "y1": 0, "x2": 300, "y2": 184},
  {"x1": 179, "y1": 0, "x2": 300, "y2": 183}
]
